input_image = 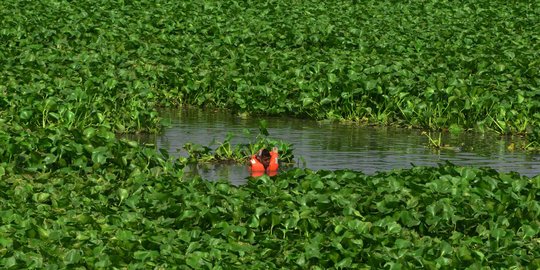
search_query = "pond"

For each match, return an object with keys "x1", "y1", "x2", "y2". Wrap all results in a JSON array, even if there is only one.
[{"x1": 132, "y1": 108, "x2": 540, "y2": 185}]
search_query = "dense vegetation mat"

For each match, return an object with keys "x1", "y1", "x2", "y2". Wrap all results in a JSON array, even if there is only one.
[
  {"x1": 1, "y1": 0, "x2": 539, "y2": 268},
  {"x1": 1, "y1": 162, "x2": 539, "y2": 268},
  {"x1": 1, "y1": 0, "x2": 539, "y2": 137}
]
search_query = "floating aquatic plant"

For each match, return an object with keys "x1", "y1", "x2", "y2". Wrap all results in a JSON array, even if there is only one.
[
  {"x1": 0, "y1": 0, "x2": 539, "y2": 268},
  {"x1": 182, "y1": 121, "x2": 295, "y2": 164}
]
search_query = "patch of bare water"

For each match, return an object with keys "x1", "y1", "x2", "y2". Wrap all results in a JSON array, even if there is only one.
[{"x1": 133, "y1": 108, "x2": 539, "y2": 185}]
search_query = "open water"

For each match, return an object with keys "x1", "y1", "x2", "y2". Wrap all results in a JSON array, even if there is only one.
[{"x1": 131, "y1": 108, "x2": 540, "y2": 185}]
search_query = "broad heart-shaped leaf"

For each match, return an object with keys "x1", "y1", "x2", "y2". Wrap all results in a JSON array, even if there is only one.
[
  {"x1": 0, "y1": 237, "x2": 13, "y2": 249},
  {"x1": 518, "y1": 224, "x2": 538, "y2": 239},
  {"x1": 32, "y1": 192, "x2": 50, "y2": 203},
  {"x1": 118, "y1": 188, "x2": 129, "y2": 201},
  {"x1": 186, "y1": 251, "x2": 208, "y2": 269},
  {"x1": 347, "y1": 219, "x2": 371, "y2": 234},
  {"x1": 394, "y1": 238, "x2": 412, "y2": 249},
  {"x1": 491, "y1": 227, "x2": 507, "y2": 241},
  {"x1": 458, "y1": 167, "x2": 477, "y2": 181},
  {"x1": 338, "y1": 171, "x2": 357, "y2": 180},
  {"x1": 63, "y1": 249, "x2": 82, "y2": 265},
  {"x1": 302, "y1": 97, "x2": 314, "y2": 107},
  {"x1": 328, "y1": 73, "x2": 338, "y2": 83},
  {"x1": 248, "y1": 216, "x2": 259, "y2": 228},
  {"x1": 134, "y1": 250, "x2": 160, "y2": 261},
  {"x1": 91, "y1": 147, "x2": 110, "y2": 165},
  {"x1": 1, "y1": 256, "x2": 16, "y2": 268},
  {"x1": 83, "y1": 127, "x2": 96, "y2": 139},
  {"x1": 399, "y1": 210, "x2": 421, "y2": 227},
  {"x1": 365, "y1": 80, "x2": 377, "y2": 90},
  {"x1": 116, "y1": 229, "x2": 135, "y2": 241},
  {"x1": 19, "y1": 110, "x2": 33, "y2": 120},
  {"x1": 386, "y1": 221, "x2": 402, "y2": 234},
  {"x1": 335, "y1": 257, "x2": 352, "y2": 269}
]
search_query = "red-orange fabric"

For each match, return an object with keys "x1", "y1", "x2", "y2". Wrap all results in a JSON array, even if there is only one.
[
  {"x1": 250, "y1": 170, "x2": 265, "y2": 177},
  {"x1": 249, "y1": 150, "x2": 279, "y2": 177},
  {"x1": 250, "y1": 155, "x2": 265, "y2": 172},
  {"x1": 267, "y1": 151, "x2": 279, "y2": 172}
]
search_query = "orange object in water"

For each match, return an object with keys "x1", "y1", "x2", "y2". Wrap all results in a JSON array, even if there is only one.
[
  {"x1": 249, "y1": 147, "x2": 279, "y2": 177},
  {"x1": 250, "y1": 155, "x2": 266, "y2": 172},
  {"x1": 268, "y1": 149, "x2": 279, "y2": 171}
]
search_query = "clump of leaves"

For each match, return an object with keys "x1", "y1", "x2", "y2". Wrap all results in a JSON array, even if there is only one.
[
  {"x1": 242, "y1": 120, "x2": 295, "y2": 163},
  {"x1": 524, "y1": 127, "x2": 540, "y2": 151},
  {"x1": 182, "y1": 120, "x2": 294, "y2": 164}
]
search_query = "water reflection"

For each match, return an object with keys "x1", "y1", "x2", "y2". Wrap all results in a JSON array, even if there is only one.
[{"x1": 133, "y1": 108, "x2": 540, "y2": 184}]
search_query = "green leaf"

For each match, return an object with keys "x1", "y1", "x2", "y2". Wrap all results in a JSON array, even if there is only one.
[
  {"x1": 92, "y1": 149, "x2": 108, "y2": 165},
  {"x1": 336, "y1": 257, "x2": 352, "y2": 268},
  {"x1": 134, "y1": 250, "x2": 159, "y2": 261},
  {"x1": 365, "y1": 80, "x2": 377, "y2": 90},
  {"x1": 116, "y1": 229, "x2": 134, "y2": 241},
  {"x1": 302, "y1": 97, "x2": 314, "y2": 107},
  {"x1": 394, "y1": 238, "x2": 412, "y2": 249},
  {"x1": 387, "y1": 221, "x2": 402, "y2": 234},
  {"x1": 63, "y1": 249, "x2": 81, "y2": 265},
  {"x1": 186, "y1": 252, "x2": 206, "y2": 269},
  {"x1": 1, "y1": 256, "x2": 17, "y2": 268},
  {"x1": 118, "y1": 188, "x2": 129, "y2": 204},
  {"x1": 459, "y1": 168, "x2": 477, "y2": 181},
  {"x1": 19, "y1": 110, "x2": 33, "y2": 120},
  {"x1": 83, "y1": 127, "x2": 96, "y2": 139},
  {"x1": 248, "y1": 216, "x2": 259, "y2": 228},
  {"x1": 400, "y1": 210, "x2": 420, "y2": 227},
  {"x1": 32, "y1": 192, "x2": 50, "y2": 203},
  {"x1": 0, "y1": 237, "x2": 13, "y2": 248},
  {"x1": 328, "y1": 73, "x2": 338, "y2": 83}
]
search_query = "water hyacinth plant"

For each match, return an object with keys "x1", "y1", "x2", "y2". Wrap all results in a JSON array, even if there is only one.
[
  {"x1": 1, "y1": 163, "x2": 539, "y2": 268},
  {"x1": 0, "y1": 0, "x2": 539, "y2": 268},
  {"x1": 1, "y1": 0, "x2": 539, "y2": 140},
  {"x1": 182, "y1": 122, "x2": 295, "y2": 165}
]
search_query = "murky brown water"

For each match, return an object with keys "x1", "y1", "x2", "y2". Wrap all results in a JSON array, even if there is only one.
[{"x1": 132, "y1": 108, "x2": 540, "y2": 185}]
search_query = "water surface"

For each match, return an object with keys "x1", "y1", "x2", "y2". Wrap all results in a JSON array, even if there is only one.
[{"x1": 135, "y1": 108, "x2": 539, "y2": 185}]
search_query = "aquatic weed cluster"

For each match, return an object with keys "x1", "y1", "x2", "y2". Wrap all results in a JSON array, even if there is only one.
[
  {"x1": 182, "y1": 122, "x2": 295, "y2": 164},
  {"x1": 1, "y1": 0, "x2": 539, "y2": 268},
  {"x1": 1, "y1": 163, "x2": 539, "y2": 268},
  {"x1": 2, "y1": 0, "x2": 539, "y2": 135}
]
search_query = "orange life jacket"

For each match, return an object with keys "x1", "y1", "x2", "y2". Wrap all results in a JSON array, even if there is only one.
[
  {"x1": 250, "y1": 155, "x2": 266, "y2": 172},
  {"x1": 268, "y1": 151, "x2": 279, "y2": 171},
  {"x1": 249, "y1": 150, "x2": 279, "y2": 177}
]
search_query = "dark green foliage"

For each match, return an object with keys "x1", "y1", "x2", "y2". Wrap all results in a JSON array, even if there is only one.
[
  {"x1": 1, "y1": 0, "x2": 539, "y2": 268},
  {"x1": 1, "y1": 0, "x2": 539, "y2": 139},
  {"x1": 1, "y1": 162, "x2": 539, "y2": 268}
]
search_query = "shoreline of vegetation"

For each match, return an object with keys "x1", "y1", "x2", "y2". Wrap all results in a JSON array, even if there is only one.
[
  {"x1": 1, "y1": 0, "x2": 539, "y2": 268},
  {"x1": 0, "y1": 0, "x2": 539, "y2": 143}
]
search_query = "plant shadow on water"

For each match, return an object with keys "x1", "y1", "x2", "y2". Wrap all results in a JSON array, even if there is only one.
[{"x1": 129, "y1": 108, "x2": 540, "y2": 185}]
